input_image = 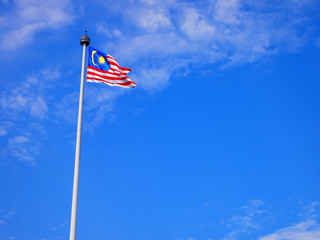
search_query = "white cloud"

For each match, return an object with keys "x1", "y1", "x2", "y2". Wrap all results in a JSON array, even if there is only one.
[
  {"x1": 0, "y1": 128, "x2": 6, "y2": 136},
  {"x1": 83, "y1": 86, "x2": 121, "y2": 131},
  {"x1": 97, "y1": 26, "x2": 123, "y2": 38},
  {"x1": 3, "y1": 211, "x2": 16, "y2": 220},
  {"x1": 0, "y1": 209, "x2": 17, "y2": 240},
  {"x1": 8, "y1": 135, "x2": 39, "y2": 166},
  {"x1": 180, "y1": 8, "x2": 215, "y2": 41},
  {"x1": 51, "y1": 220, "x2": 68, "y2": 231},
  {"x1": 0, "y1": 0, "x2": 75, "y2": 50},
  {"x1": 31, "y1": 96, "x2": 48, "y2": 119},
  {"x1": 222, "y1": 199, "x2": 269, "y2": 240},
  {"x1": 98, "y1": 0, "x2": 315, "y2": 92},
  {"x1": 139, "y1": 0, "x2": 159, "y2": 5},
  {"x1": 213, "y1": 0, "x2": 240, "y2": 24},
  {"x1": 0, "y1": 68, "x2": 59, "y2": 120},
  {"x1": 220, "y1": 199, "x2": 320, "y2": 240},
  {"x1": 54, "y1": 85, "x2": 122, "y2": 132},
  {"x1": 1, "y1": 0, "x2": 317, "y2": 165},
  {"x1": 0, "y1": 68, "x2": 61, "y2": 165},
  {"x1": 137, "y1": 9, "x2": 173, "y2": 32},
  {"x1": 0, "y1": 121, "x2": 13, "y2": 138},
  {"x1": 259, "y1": 220, "x2": 320, "y2": 240},
  {"x1": 307, "y1": 201, "x2": 320, "y2": 215},
  {"x1": 299, "y1": 200, "x2": 320, "y2": 218},
  {"x1": 110, "y1": 32, "x2": 188, "y2": 62},
  {"x1": 136, "y1": 68, "x2": 171, "y2": 92},
  {"x1": 54, "y1": 91, "x2": 79, "y2": 126}
]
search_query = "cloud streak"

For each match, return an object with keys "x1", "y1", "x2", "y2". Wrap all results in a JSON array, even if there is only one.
[
  {"x1": 96, "y1": 0, "x2": 317, "y2": 92},
  {"x1": 0, "y1": 68, "x2": 61, "y2": 165},
  {"x1": 259, "y1": 220, "x2": 320, "y2": 240},
  {"x1": 0, "y1": 0, "x2": 75, "y2": 51},
  {"x1": 222, "y1": 199, "x2": 270, "y2": 240},
  {"x1": 1, "y1": 0, "x2": 319, "y2": 165}
]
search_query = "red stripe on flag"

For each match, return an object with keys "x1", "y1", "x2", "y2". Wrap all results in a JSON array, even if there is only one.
[
  {"x1": 87, "y1": 77, "x2": 136, "y2": 87},
  {"x1": 87, "y1": 55, "x2": 136, "y2": 88}
]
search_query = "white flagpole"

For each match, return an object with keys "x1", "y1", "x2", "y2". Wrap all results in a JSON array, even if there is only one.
[{"x1": 69, "y1": 32, "x2": 90, "y2": 240}]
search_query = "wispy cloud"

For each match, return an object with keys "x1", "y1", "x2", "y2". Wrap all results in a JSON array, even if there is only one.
[
  {"x1": 7, "y1": 135, "x2": 39, "y2": 166},
  {"x1": 0, "y1": 209, "x2": 16, "y2": 226},
  {"x1": 0, "y1": 0, "x2": 75, "y2": 51},
  {"x1": 220, "y1": 199, "x2": 320, "y2": 240},
  {"x1": 0, "y1": 209, "x2": 17, "y2": 240},
  {"x1": 259, "y1": 220, "x2": 320, "y2": 240},
  {"x1": 299, "y1": 200, "x2": 320, "y2": 218},
  {"x1": 0, "y1": 68, "x2": 60, "y2": 120},
  {"x1": 0, "y1": 121, "x2": 12, "y2": 137},
  {"x1": 54, "y1": 85, "x2": 123, "y2": 133},
  {"x1": 37, "y1": 220, "x2": 68, "y2": 240},
  {"x1": 83, "y1": 86, "x2": 122, "y2": 131},
  {"x1": 202, "y1": 202, "x2": 210, "y2": 207},
  {"x1": 134, "y1": 67, "x2": 172, "y2": 93},
  {"x1": 0, "y1": 64, "x2": 130, "y2": 164},
  {"x1": 96, "y1": 0, "x2": 317, "y2": 92},
  {"x1": 0, "y1": 68, "x2": 61, "y2": 165},
  {"x1": 51, "y1": 220, "x2": 68, "y2": 231},
  {"x1": 222, "y1": 199, "x2": 270, "y2": 240},
  {"x1": 1, "y1": 0, "x2": 319, "y2": 165},
  {"x1": 97, "y1": 26, "x2": 123, "y2": 39}
]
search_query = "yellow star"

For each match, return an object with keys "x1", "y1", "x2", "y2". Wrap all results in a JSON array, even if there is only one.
[{"x1": 98, "y1": 55, "x2": 106, "y2": 65}]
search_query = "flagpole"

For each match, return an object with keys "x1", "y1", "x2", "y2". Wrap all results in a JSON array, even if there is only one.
[{"x1": 69, "y1": 32, "x2": 90, "y2": 240}]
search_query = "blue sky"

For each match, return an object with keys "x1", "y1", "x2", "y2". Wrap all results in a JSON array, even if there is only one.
[{"x1": 0, "y1": 0, "x2": 320, "y2": 239}]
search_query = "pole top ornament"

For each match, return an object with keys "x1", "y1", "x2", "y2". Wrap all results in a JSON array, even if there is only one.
[{"x1": 80, "y1": 31, "x2": 90, "y2": 46}]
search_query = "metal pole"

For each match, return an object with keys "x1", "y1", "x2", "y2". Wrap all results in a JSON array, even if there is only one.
[{"x1": 69, "y1": 32, "x2": 90, "y2": 240}]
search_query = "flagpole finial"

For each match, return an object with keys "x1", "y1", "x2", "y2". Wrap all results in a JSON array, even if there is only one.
[{"x1": 80, "y1": 31, "x2": 90, "y2": 46}]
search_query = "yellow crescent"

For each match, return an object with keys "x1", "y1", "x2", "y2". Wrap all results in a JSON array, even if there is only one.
[{"x1": 92, "y1": 50, "x2": 98, "y2": 66}]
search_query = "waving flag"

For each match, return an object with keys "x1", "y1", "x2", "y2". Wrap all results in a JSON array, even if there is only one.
[{"x1": 86, "y1": 46, "x2": 136, "y2": 88}]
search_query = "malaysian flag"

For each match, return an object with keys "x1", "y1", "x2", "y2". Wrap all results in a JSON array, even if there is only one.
[{"x1": 86, "y1": 46, "x2": 136, "y2": 88}]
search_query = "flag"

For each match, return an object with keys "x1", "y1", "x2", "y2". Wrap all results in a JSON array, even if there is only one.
[{"x1": 86, "y1": 46, "x2": 136, "y2": 88}]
